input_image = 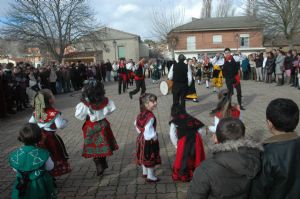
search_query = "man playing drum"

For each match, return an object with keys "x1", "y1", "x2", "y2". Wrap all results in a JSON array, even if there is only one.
[{"x1": 168, "y1": 54, "x2": 192, "y2": 110}]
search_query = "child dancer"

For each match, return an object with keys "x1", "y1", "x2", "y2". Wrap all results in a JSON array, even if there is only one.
[
  {"x1": 9, "y1": 123, "x2": 57, "y2": 199},
  {"x1": 209, "y1": 90, "x2": 241, "y2": 134},
  {"x1": 29, "y1": 89, "x2": 71, "y2": 177},
  {"x1": 75, "y1": 80, "x2": 118, "y2": 176},
  {"x1": 135, "y1": 93, "x2": 161, "y2": 182},
  {"x1": 169, "y1": 104, "x2": 206, "y2": 182}
]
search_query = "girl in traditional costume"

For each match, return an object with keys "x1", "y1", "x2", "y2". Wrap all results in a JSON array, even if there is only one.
[
  {"x1": 169, "y1": 104, "x2": 206, "y2": 182},
  {"x1": 29, "y1": 89, "x2": 71, "y2": 177},
  {"x1": 151, "y1": 59, "x2": 161, "y2": 84},
  {"x1": 135, "y1": 93, "x2": 161, "y2": 183},
  {"x1": 212, "y1": 64, "x2": 223, "y2": 93},
  {"x1": 9, "y1": 123, "x2": 57, "y2": 199},
  {"x1": 75, "y1": 80, "x2": 118, "y2": 176}
]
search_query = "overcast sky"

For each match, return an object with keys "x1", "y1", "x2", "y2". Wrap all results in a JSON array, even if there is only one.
[{"x1": 0, "y1": 0, "x2": 245, "y2": 40}]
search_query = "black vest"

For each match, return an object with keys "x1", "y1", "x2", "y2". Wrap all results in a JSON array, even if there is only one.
[
  {"x1": 173, "y1": 61, "x2": 188, "y2": 84},
  {"x1": 135, "y1": 64, "x2": 143, "y2": 77}
]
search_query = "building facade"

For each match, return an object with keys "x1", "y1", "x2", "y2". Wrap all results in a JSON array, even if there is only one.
[
  {"x1": 169, "y1": 16, "x2": 265, "y2": 59},
  {"x1": 74, "y1": 27, "x2": 149, "y2": 63}
]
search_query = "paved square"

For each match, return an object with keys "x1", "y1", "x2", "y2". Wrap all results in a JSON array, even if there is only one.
[{"x1": 1, "y1": 79, "x2": 300, "y2": 199}]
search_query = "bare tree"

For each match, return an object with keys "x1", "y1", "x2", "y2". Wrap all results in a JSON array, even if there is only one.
[
  {"x1": 150, "y1": 4, "x2": 185, "y2": 41},
  {"x1": 255, "y1": 0, "x2": 300, "y2": 48},
  {"x1": 150, "y1": 3, "x2": 185, "y2": 59},
  {"x1": 215, "y1": 0, "x2": 236, "y2": 17},
  {"x1": 0, "y1": 0, "x2": 102, "y2": 63},
  {"x1": 201, "y1": 0, "x2": 212, "y2": 18},
  {"x1": 245, "y1": 0, "x2": 258, "y2": 16}
]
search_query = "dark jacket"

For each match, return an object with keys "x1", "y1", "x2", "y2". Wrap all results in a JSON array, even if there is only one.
[
  {"x1": 222, "y1": 57, "x2": 238, "y2": 80},
  {"x1": 187, "y1": 138, "x2": 262, "y2": 199},
  {"x1": 250, "y1": 133, "x2": 300, "y2": 199},
  {"x1": 284, "y1": 56, "x2": 293, "y2": 70},
  {"x1": 173, "y1": 61, "x2": 188, "y2": 84},
  {"x1": 266, "y1": 57, "x2": 275, "y2": 74}
]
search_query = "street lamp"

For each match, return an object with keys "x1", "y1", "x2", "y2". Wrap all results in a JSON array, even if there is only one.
[{"x1": 113, "y1": 40, "x2": 117, "y2": 60}]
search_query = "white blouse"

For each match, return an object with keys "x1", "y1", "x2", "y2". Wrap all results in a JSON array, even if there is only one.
[
  {"x1": 29, "y1": 114, "x2": 67, "y2": 132},
  {"x1": 75, "y1": 100, "x2": 116, "y2": 122},
  {"x1": 208, "y1": 112, "x2": 243, "y2": 133},
  {"x1": 134, "y1": 118, "x2": 157, "y2": 141},
  {"x1": 169, "y1": 123, "x2": 205, "y2": 148}
]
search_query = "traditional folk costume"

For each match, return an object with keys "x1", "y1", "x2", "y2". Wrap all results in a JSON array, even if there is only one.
[
  {"x1": 185, "y1": 64, "x2": 198, "y2": 102},
  {"x1": 9, "y1": 145, "x2": 57, "y2": 199},
  {"x1": 208, "y1": 107, "x2": 241, "y2": 133},
  {"x1": 195, "y1": 63, "x2": 202, "y2": 85},
  {"x1": 126, "y1": 63, "x2": 134, "y2": 86},
  {"x1": 169, "y1": 113, "x2": 206, "y2": 182},
  {"x1": 29, "y1": 108, "x2": 71, "y2": 177},
  {"x1": 75, "y1": 98, "x2": 118, "y2": 165},
  {"x1": 135, "y1": 109, "x2": 161, "y2": 180},
  {"x1": 117, "y1": 62, "x2": 127, "y2": 94},
  {"x1": 202, "y1": 58, "x2": 212, "y2": 88},
  {"x1": 151, "y1": 64, "x2": 161, "y2": 83},
  {"x1": 212, "y1": 65, "x2": 223, "y2": 89}
]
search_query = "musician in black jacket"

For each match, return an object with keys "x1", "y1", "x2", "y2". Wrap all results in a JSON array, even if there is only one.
[{"x1": 168, "y1": 54, "x2": 192, "y2": 110}]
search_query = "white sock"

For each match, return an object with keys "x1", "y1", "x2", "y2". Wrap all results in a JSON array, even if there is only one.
[
  {"x1": 213, "y1": 87, "x2": 216, "y2": 91},
  {"x1": 142, "y1": 165, "x2": 147, "y2": 176},
  {"x1": 197, "y1": 80, "x2": 200, "y2": 84},
  {"x1": 206, "y1": 80, "x2": 209, "y2": 87},
  {"x1": 147, "y1": 167, "x2": 157, "y2": 180}
]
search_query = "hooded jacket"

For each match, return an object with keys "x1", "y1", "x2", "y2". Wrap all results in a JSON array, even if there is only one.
[{"x1": 187, "y1": 138, "x2": 262, "y2": 199}]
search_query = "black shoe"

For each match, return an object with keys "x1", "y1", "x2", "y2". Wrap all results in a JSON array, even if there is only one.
[
  {"x1": 129, "y1": 93, "x2": 133, "y2": 99},
  {"x1": 93, "y1": 158, "x2": 104, "y2": 176},
  {"x1": 240, "y1": 106, "x2": 246, "y2": 110}
]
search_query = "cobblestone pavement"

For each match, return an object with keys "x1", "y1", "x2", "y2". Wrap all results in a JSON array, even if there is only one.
[{"x1": 1, "y1": 78, "x2": 300, "y2": 199}]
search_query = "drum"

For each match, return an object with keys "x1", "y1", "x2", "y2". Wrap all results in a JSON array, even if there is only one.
[{"x1": 160, "y1": 80, "x2": 173, "y2": 95}]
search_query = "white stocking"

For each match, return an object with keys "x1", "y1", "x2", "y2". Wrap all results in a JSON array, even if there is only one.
[
  {"x1": 147, "y1": 167, "x2": 157, "y2": 180},
  {"x1": 206, "y1": 80, "x2": 209, "y2": 88},
  {"x1": 142, "y1": 165, "x2": 147, "y2": 176}
]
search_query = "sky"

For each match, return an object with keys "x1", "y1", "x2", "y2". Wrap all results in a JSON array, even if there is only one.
[{"x1": 0, "y1": 0, "x2": 245, "y2": 40}]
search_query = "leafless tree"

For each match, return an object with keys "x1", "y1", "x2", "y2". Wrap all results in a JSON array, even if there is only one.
[
  {"x1": 201, "y1": 0, "x2": 212, "y2": 18},
  {"x1": 254, "y1": 0, "x2": 300, "y2": 48},
  {"x1": 150, "y1": 4, "x2": 185, "y2": 42},
  {"x1": 215, "y1": 0, "x2": 236, "y2": 17},
  {"x1": 0, "y1": 0, "x2": 102, "y2": 63},
  {"x1": 245, "y1": 0, "x2": 258, "y2": 16},
  {"x1": 150, "y1": 3, "x2": 185, "y2": 59}
]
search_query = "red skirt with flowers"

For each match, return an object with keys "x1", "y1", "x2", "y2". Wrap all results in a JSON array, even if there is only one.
[
  {"x1": 38, "y1": 131, "x2": 71, "y2": 177},
  {"x1": 82, "y1": 118, "x2": 118, "y2": 158},
  {"x1": 136, "y1": 133, "x2": 161, "y2": 168},
  {"x1": 172, "y1": 133, "x2": 205, "y2": 182}
]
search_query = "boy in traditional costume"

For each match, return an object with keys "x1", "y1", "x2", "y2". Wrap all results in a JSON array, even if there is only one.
[
  {"x1": 75, "y1": 80, "x2": 118, "y2": 176},
  {"x1": 9, "y1": 123, "x2": 57, "y2": 199},
  {"x1": 135, "y1": 93, "x2": 161, "y2": 182},
  {"x1": 169, "y1": 104, "x2": 206, "y2": 182},
  {"x1": 29, "y1": 89, "x2": 71, "y2": 177}
]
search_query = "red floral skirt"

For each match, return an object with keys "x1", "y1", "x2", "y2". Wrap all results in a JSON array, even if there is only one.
[
  {"x1": 82, "y1": 118, "x2": 118, "y2": 158},
  {"x1": 136, "y1": 133, "x2": 161, "y2": 168},
  {"x1": 38, "y1": 131, "x2": 71, "y2": 177},
  {"x1": 172, "y1": 133, "x2": 205, "y2": 182}
]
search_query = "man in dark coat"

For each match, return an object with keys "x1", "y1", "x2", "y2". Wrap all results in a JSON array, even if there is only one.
[
  {"x1": 187, "y1": 118, "x2": 262, "y2": 199},
  {"x1": 168, "y1": 54, "x2": 192, "y2": 110},
  {"x1": 251, "y1": 98, "x2": 300, "y2": 199},
  {"x1": 222, "y1": 48, "x2": 245, "y2": 110}
]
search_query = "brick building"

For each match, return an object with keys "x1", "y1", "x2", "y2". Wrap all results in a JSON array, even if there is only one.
[{"x1": 169, "y1": 16, "x2": 265, "y2": 59}]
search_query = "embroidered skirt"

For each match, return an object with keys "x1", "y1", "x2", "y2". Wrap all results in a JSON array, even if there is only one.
[
  {"x1": 172, "y1": 133, "x2": 205, "y2": 182},
  {"x1": 136, "y1": 133, "x2": 161, "y2": 168},
  {"x1": 82, "y1": 118, "x2": 118, "y2": 158},
  {"x1": 38, "y1": 131, "x2": 71, "y2": 177}
]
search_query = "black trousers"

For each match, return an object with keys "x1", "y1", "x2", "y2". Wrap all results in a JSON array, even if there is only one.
[
  {"x1": 118, "y1": 76, "x2": 127, "y2": 94},
  {"x1": 172, "y1": 83, "x2": 188, "y2": 110},
  {"x1": 130, "y1": 79, "x2": 146, "y2": 96},
  {"x1": 226, "y1": 78, "x2": 242, "y2": 106}
]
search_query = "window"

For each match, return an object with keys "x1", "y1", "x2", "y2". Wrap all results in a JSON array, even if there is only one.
[
  {"x1": 187, "y1": 36, "x2": 196, "y2": 50},
  {"x1": 213, "y1": 35, "x2": 222, "y2": 44},
  {"x1": 240, "y1": 34, "x2": 249, "y2": 48},
  {"x1": 118, "y1": 46, "x2": 125, "y2": 58}
]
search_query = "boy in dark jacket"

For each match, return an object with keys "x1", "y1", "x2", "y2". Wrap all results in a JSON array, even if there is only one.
[
  {"x1": 187, "y1": 118, "x2": 262, "y2": 199},
  {"x1": 250, "y1": 98, "x2": 300, "y2": 199}
]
